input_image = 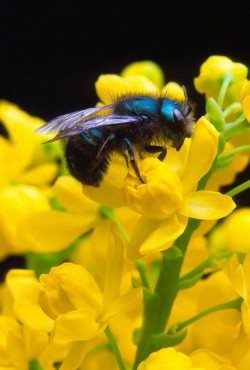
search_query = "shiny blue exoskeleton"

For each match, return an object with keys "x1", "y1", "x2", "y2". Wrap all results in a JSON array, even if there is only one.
[{"x1": 36, "y1": 93, "x2": 194, "y2": 186}]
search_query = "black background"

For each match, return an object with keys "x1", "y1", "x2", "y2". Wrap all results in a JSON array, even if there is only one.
[{"x1": 1, "y1": 0, "x2": 250, "y2": 121}]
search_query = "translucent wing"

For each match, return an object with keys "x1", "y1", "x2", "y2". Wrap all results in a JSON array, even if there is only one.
[
  {"x1": 47, "y1": 114, "x2": 141, "y2": 141},
  {"x1": 36, "y1": 104, "x2": 115, "y2": 134}
]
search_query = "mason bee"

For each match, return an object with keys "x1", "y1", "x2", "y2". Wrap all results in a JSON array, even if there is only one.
[{"x1": 36, "y1": 88, "x2": 194, "y2": 186}]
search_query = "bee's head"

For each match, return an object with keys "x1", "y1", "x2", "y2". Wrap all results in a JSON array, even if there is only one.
[
  {"x1": 161, "y1": 98, "x2": 194, "y2": 151},
  {"x1": 172, "y1": 107, "x2": 194, "y2": 150}
]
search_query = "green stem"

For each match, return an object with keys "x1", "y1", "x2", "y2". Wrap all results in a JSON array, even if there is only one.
[
  {"x1": 136, "y1": 260, "x2": 150, "y2": 289},
  {"x1": 224, "y1": 114, "x2": 249, "y2": 140},
  {"x1": 169, "y1": 297, "x2": 242, "y2": 334},
  {"x1": 227, "y1": 179, "x2": 250, "y2": 197},
  {"x1": 219, "y1": 144, "x2": 250, "y2": 159},
  {"x1": 213, "y1": 144, "x2": 250, "y2": 171},
  {"x1": 99, "y1": 206, "x2": 130, "y2": 243},
  {"x1": 105, "y1": 326, "x2": 126, "y2": 370},
  {"x1": 217, "y1": 72, "x2": 233, "y2": 107},
  {"x1": 132, "y1": 218, "x2": 200, "y2": 369},
  {"x1": 223, "y1": 102, "x2": 242, "y2": 119},
  {"x1": 178, "y1": 258, "x2": 211, "y2": 283}
]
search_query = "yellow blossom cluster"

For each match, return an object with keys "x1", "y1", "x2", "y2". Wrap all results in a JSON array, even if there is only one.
[{"x1": 0, "y1": 56, "x2": 250, "y2": 370}]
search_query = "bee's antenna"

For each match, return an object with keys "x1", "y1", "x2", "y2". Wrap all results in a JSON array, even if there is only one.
[
  {"x1": 182, "y1": 85, "x2": 192, "y2": 115},
  {"x1": 182, "y1": 85, "x2": 189, "y2": 103}
]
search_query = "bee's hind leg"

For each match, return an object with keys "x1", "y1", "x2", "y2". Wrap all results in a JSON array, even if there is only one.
[
  {"x1": 122, "y1": 138, "x2": 145, "y2": 184},
  {"x1": 144, "y1": 145, "x2": 167, "y2": 161}
]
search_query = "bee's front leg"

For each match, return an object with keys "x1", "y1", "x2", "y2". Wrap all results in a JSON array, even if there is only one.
[{"x1": 122, "y1": 138, "x2": 145, "y2": 184}]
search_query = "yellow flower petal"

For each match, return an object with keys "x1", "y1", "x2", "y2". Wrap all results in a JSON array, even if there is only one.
[
  {"x1": 241, "y1": 301, "x2": 250, "y2": 334},
  {"x1": 139, "y1": 215, "x2": 187, "y2": 255},
  {"x1": 227, "y1": 255, "x2": 247, "y2": 299},
  {"x1": 6, "y1": 269, "x2": 38, "y2": 301},
  {"x1": 240, "y1": 80, "x2": 250, "y2": 124},
  {"x1": 103, "y1": 225, "x2": 124, "y2": 305},
  {"x1": 18, "y1": 163, "x2": 58, "y2": 186},
  {"x1": 52, "y1": 310, "x2": 102, "y2": 344},
  {"x1": 82, "y1": 155, "x2": 127, "y2": 207},
  {"x1": 179, "y1": 191, "x2": 236, "y2": 220},
  {"x1": 181, "y1": 116, "x2": 219, "y2": 193},
  {"x1": 220, "y1": 208, "x2": 250, "y2": 253},
  {"x1": 14, "y1": 300, "x2": 54, "y2": 332},
  {"x1": 190, "y1": 348, "x2": 237, "y2": 370},
  {"x1": 194, "y1": 55, "x2": 248, "y2": 104},
  {"x1": 125, "y1": 75, "x2": 159, "y2": 94},
  {"x1": 59, "y1": 341, "x2": 90, "y2": 370},
  {"x1": 54, "y1": 176, "x2": 99, "y2": 215},
  {"x1": 123, "y1": 158, "x2": 183, "y2": 219},
  {"x1": 121, "y1": 60, "x2": 165, "y2": 89},
  {"x1": 95, "y1": 75, "x2": 131, "y2": 104},
  {"x1": 242, "y1": 95, "x2": 250, "y2": 123},
  {"x1": 138, "y1": 348, "x2": 194, "y2": 370},
  {"x1": 128, "y1": 214, "x2": 187, "y2": 259},
  {"x1": 18, "y1": 211, "x2": 95, "y2": 252},
  {"x1": 39, "y1": 263, "x2": 103, "y2": 319},
  {"x1": 102, "y1": 288, "x2": 142, "y2": 321},
  {"x1": 0, "y1": 186, "x2": 50, "y2": 253},
  {"x1": 162, "y1": 82, "x2": 185, "y2": 102},
  {"x1": 5, "y1": 270, "x2": 54, "y2": 332}
]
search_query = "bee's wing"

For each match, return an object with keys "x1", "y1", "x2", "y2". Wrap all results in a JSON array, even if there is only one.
[
  {"x1": 36, "y1": 104, "x2": 115, "y2": 134},
  {"x1": 46, "y1": 114, "x2": 141, "y2": 141}
]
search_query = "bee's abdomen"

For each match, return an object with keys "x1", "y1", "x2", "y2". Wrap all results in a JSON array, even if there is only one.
[{"x1": 65, "y1": 135, "x2": 110, "y2": 187}]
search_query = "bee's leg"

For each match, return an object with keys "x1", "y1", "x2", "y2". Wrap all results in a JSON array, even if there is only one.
[
  {"x1": 96, "y1": 133, "x2": 115, "y2": 159},
  {"x1": 144, "y1": 145, "x2": 167, "y2": 161},
  {"x1": 122, "y1": 138, "x2": 144, "y2": 184},
  {"x1": 122, "y1": 153, "x2": 129, "y2": 168}
]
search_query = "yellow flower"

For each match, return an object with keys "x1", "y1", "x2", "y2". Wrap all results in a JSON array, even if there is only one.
[
  {"x1": 139, "y1": 347, "x2": 237, "y2": 370},
  {"x1": 0, "y1": 100, "x2": 61, "y2": 188},
  {"x1": 17, "y1": 176, "x2": 100, "y2": 252},
  {"x1": 190, "y1": 349, "x2": 237, "y2": 370},
  {"x1": 206, "y1": 142, "x2": 249, "y2": 191},
  {"x1": 79, "y1": 345, "x2": 119, "y2": 370},
  {"x1": 0, "y1": 269, "x2": 69, "y2": 369},
  {"x1": 227, "y1": 253, "x2": 250, "y2": 334},
  {"x1": 3, "y1": 269, "x2": 53, "y2": 331},
  {"x1": 123, "y1": 117, "x2": 235, "y2": 259},
  {"x1": 0, "y1": 316, "x2": 50, "y2": 370},
  {"x1": 181, "y1": 234, "x2": 210, "y2": 275},
  {"x1": 194, "y1": 56, "x2": 248, "y2": 105},
  {"x1": 240, "y1": 80, "x2": 250, "y2": 123},
  {"x1": 95, "y1": 66, "x2": 185, "y2": 106},
  {"x1": 230, "y1": 327, "x2": 250, "y2": 370},
  {"x1": 210, "y1": 208, "x2": 250, "y2": 253},
  {"x1": 0, "y1": 101, "x2": 65, "y2": 258},
  {"x1": 121, "y1": 60, "x2": 165, "y2": 89},
  {"x1": 0, "y1": 185, "x2": 51, "y2": 259},
  {"x1": 185, "y1": 269, "x2": 240, "y2": 358},
  {"x1": 4, "y1": 227, "x2": 142, "y2": 369},
  {"x1": 169, "y1": 268, "x2": 239, "y2": 358},
  {"x1": 39, "y1": 257, "x2": 141, "y2": 345},
  {"x1": 137, "y1": 348, "x2": 202, "y2": 370}
]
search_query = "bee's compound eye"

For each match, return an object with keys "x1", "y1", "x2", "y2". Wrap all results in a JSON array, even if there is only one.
[
  {"x1": 173, "y1": 109, "x2": 184, "y2": 126},
  {"x1": 172, "y1": 109, "x2": 184, "y2": 124}
]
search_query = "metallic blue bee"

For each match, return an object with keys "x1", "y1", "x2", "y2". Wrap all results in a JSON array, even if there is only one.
[{"x1": 36, "y1": 89, "x2": 194, "y2": 186}]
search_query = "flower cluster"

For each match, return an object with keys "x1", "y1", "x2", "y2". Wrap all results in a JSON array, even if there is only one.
[{"x1": 0, "y1": 56, "x2": 250, "y2": 369}]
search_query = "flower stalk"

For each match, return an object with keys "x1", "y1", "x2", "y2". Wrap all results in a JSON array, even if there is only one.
[{"x1": 133, "y1": 218, "x2": 200, "y2": 369}]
